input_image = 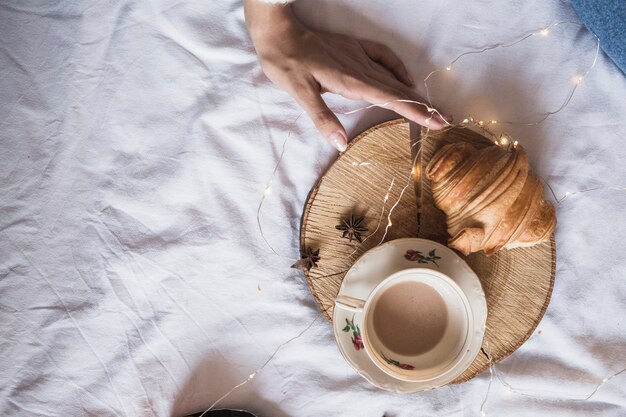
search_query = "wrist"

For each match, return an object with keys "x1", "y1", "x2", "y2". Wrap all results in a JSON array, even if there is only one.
[{"x1": 244, "y1": 1, "x2": 303, "y2": 47}]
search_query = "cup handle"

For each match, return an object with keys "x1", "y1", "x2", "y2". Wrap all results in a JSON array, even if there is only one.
[{"x1": 335, "y1": 294, "x2": 366, "y2": 312}]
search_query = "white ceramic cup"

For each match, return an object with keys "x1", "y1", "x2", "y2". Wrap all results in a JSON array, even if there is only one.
[{"x1": 335, "y1": 268, "x2": 473, "y2": 382}]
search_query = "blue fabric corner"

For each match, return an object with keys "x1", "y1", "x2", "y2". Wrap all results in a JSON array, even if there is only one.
[{"x1": 570, "y1": 0, "x2": 626, "y2": 75}]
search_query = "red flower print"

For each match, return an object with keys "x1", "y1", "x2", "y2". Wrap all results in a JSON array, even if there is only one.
[
  {"x1": 343, "y1": 315, "x2": 364, "y2": 352},
  {"x1": 404, "y1": 249, "x2": 441, "y2": 266},
  {"x1": 404, "y1": 249, "x2": 424, "y2": 262},
  {"x1": 352, "y1": 334, "x2": 364, "y2": 351}
]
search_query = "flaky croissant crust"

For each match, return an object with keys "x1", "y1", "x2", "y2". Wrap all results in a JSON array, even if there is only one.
[{"x1": 426, "y1": 142, "x2": 556, "y2": 256}]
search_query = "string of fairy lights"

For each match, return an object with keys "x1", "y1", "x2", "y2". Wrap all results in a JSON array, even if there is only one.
[
  {"x1": 478, "y1": 334, "x2": 626, "y2": 417},
  {"x1": 197, "y1": 313, "x2": 323, "y2": 417},
  {"x1": 201, "y1": 18, "x2": 625, "y2": 416}
]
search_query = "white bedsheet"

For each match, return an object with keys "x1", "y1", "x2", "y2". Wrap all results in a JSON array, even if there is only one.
[{"x1": 1, "y1": 0, "x2": 625, "y2": 416}]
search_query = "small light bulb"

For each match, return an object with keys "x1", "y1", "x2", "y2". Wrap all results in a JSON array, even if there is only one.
[
  {"x1": 480, "y1": 411, "x2": 486, "y2": 417},
  {"x1": 491, "y1": 120, "x2": 498, "y2": 124},
  {"x1": 602, "y1": 378, "x2": 608, "y2": 383},
  {"x1": 565, "y1": 191, "x2": 571, "y2": 196},
  {"x1": 575, "y1": 76, "x2": 584, "y2": 85},
  {"x1": 494, "y1": 140, "x2": 499, "y2": 145},
  {"x1": 500, "y1": 136, "x2": 509, "y2": 145},
  {"x1": 513, "y1": 140, "x2": 519, "y2": 147},
  {"x1": 263, "y1": 187, "x2": 272, "y2": 196},
  {"x1": 462, "y1": 118, "x2": 469, "y2": 124},
  {"x1": 445, "y1": 65, "x2": 452, "y2": 71},
  {"x1": 540, "y1": 27, "x2": 550, "y2": 36},
  {"x1": 478, "y1": 120, "x2": 484, "y2": 126},
  {"x1": 424, "y1": 118, "x2": 430, "y2": 125}
]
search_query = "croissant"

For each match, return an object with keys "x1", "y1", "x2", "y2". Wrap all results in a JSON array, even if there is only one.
[{"x1": 425, "y1": 142, "x2": 556, "y2": 256}]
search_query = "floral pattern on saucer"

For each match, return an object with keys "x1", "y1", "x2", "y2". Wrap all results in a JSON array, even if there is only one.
[
  {"x1": 333, "y1": 238, "x2": 487, "y2": 393},
  {"x1": 382, "y1": 353, "x2": 415, "y2": 370},
  {"x1": 404, "y1": 249, "x2": 441, "y2": 266},
  {"x1": 342, "y1": 315, "x2": 364, "y2": 351}
]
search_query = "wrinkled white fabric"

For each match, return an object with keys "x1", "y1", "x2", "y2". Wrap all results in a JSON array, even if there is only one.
[{"x1": 0, "y1": 0, "x2": 625, "y2": 416}]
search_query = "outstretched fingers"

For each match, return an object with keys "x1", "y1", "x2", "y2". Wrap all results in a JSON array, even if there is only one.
[
  {"x1": 291, "y1": 79, "x2": 348, "y2": 151},
  {"x1": 360, "y1": 40, "x2": 414, "y2": 86}
]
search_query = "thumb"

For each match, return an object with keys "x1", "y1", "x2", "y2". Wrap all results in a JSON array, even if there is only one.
[{"x1": 296, "y1": 89, "x2": 348, "y2": 152}]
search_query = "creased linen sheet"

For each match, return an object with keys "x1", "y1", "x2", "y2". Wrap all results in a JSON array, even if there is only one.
[{"x1": 1, "y1": 1, "x2": 625, "y2": 416}]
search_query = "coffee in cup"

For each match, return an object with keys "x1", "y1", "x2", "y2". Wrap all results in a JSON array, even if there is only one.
[{"x1": 335, "y1": 268, "x2": 472, "y2": 381}]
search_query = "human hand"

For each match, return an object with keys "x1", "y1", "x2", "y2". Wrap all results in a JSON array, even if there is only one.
[{"x1": 244, "y1": 1, "x2": 449, "y2": 151}]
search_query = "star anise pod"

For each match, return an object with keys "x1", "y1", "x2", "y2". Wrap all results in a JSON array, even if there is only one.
[
  {"x1": 291, "y1": 247, "x2": 320, "y2": 272},
  {"x1": 335, "y1": 214, "x2": 368, "y2": 243}
]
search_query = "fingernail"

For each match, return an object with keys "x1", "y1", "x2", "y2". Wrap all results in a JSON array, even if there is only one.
[
  {"x1": 329, "y1": 131, "x2": 347, "y2": 152},
  {"x1": 422, "y1": 117, "x2": 443, "y2": 129}
]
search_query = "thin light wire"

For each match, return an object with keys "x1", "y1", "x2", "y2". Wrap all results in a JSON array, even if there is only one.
[
  {"x1": 348, "y1": 176, "x2": 396, "y2": 258},
  {"x1": 347, "y1": 133, "x2": 426, "y2": 257},
  {"x1": 555, "y1": 186, "x2": 626, "y2": 204},
  {"x1": 478, "y1": 343, "x2": 495, "y2": 417},
  {"x1": 494, "y1": 366, "x2": 626, "y2": 402},
  {"x1": 198, "y1": 313, "x2": 322, "y2": 416},
  {"x1": 246, "y1": 19, "x2": 625, "y2": 416},
  {"x1": 376, "y1": 134, "x2": 426, "y2": 246},
  {"x1": 257, "y1": 20, "x2": 603, "y2": 258},
  {"x1": 256, "y1": 112, "x2": 305, "y2": 258},
  {"x1": 342, "y1": 99, "x2": 451, "y2": 128},
  {"x1": 425, "y1": 21, "x2": 582, "y2": 99},
  {"x1": 378, "y1": 182, "x2": 411, "y2": 245},
  {"x1": 479, "y1": 335, "x2": 625, "y2": 412},
  {"x1": 502, "y1": 29, "x2": 600, "y2": 126},
  {"x1": 424, "y1": 21, "x2": 600, "y2": 128},
  {"x1": 544, "y1": 180, "x2": 626, "y2": 204}
]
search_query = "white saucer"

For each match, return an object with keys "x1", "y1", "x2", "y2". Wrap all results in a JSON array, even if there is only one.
[{"x1": 332, "y1": 238, "x2": 487, "y2": 392}]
